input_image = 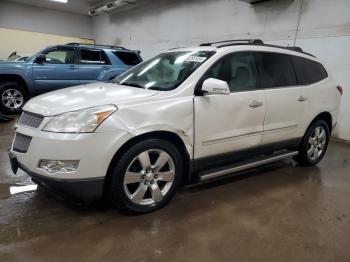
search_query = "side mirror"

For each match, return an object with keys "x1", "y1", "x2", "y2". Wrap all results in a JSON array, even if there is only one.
[
  {"x1": 201, "y1": 78, "x2": 230, "y2": 95},
  {"x1": 35, "y1": 54, "x2": 46, "y2": 64}
]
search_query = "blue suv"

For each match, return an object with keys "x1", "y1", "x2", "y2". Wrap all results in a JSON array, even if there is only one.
[{"x1": 0, "y1": 43, "x2": 142, "y2": 114}]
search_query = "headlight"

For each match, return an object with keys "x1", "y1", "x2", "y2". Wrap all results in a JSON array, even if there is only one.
[{"x1": 43, "y1": 105, "x2": 117, "y2": 133}]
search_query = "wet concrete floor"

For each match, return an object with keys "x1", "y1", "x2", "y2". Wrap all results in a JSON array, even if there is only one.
[{"x1": 1, "y1": 118, "x2": 350, "y2": 261}]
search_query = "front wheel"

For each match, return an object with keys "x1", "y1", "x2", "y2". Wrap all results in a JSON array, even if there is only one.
[
  {"x1": 109, "y1": 138, "x2": 183, "y2": 214},
  {"x1": 0, "y1": 82, "x2": 28, "y2": 114},
  {"x1": 294, "y1": 120, "x2": 330, "y2": 166}
]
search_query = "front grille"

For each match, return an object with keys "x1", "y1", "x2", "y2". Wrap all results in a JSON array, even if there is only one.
[
  {"x1": 13, "y1": 133, "x2": 32, "y2": 153},
  {"x1": 18, "y1": 111, "x2": 44, "y2": 129}
]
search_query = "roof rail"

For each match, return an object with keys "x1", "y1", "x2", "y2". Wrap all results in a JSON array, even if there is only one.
[
  {"x1": 264, "y1": 44, "x2": 315, "y2": 57},
  {"x1": 200, "y1": 39, "x2": 264, "y2": 47},
  {"x1": 286, "y1": 46, "x2": 303, "y2": 52},
  {"x1": 66, "y1": 43, "x2": 126, "y2": 50},
  {"x1": 169, "y1": 46, "x2": 187, "y2": 50},
  {"x1": 198, "y1": 39, "x2": 315, "y2": 57}
]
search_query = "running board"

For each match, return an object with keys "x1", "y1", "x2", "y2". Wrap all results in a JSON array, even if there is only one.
[{"x1": 199, "y1": 150, "x2": 298, "y2": 182}]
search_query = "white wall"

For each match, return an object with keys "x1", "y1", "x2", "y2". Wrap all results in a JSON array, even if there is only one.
[
  {"x1": 0, "y1": 1, "x2": 92, "y2": 39},
  {"x1": 91, "y1": 0, "x2": 350, "y2": 141}
]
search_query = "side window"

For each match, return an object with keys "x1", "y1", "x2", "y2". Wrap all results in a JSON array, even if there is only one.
[
  {"x1": 205, "y1": 52, "x2": 258, "y2": 92},
  {"x1": 44, "y1": 48, "x2": 75, "y2": 64},
  {"x1": 80, "y1": 49, "x2": 110, "y2": 65},
  {"x1": 291, "y1": 56, "x2": 328, "y2": 85},
  {"x1": 112, "y1": 51, "x2": 141, "y2": 66},
  {"x1": 258, "y1": 53, "x2": 297, "y2": 88}
]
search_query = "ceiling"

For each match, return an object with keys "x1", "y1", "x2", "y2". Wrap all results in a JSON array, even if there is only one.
[{"x1": 5, "y1": 0, "x2": 107, "y2": 15}]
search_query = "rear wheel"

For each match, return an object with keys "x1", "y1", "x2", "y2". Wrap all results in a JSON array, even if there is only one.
[
  {"x1": 294, "y1": 119, "x2": 330, "y2": 166},
  {"x1": 109, "y1": 138, "x2": 183, "y2": 214},
  {"x1": 0, "y1": 82, "x2": 28, "y2": 114}
]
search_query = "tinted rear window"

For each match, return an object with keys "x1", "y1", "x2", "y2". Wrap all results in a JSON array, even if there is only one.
[
  {"x1": 258, "y1": 52, "x2": 297, "y2": 88},
  {"x1": 113, "y1": 51, "x2": 141, "y2": 66},
  {"x1": 291, "y1": 56, "x2": 328, "y2": 85}
]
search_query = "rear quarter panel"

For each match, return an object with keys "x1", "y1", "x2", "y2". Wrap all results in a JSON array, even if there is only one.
[{"x1": 302, "y1": 76, "x2": 341, "y2": 132}]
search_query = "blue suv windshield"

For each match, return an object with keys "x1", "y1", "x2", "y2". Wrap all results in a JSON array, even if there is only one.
[{"x1": 113, "y1": 51, "x2": 215, "y2": 91}]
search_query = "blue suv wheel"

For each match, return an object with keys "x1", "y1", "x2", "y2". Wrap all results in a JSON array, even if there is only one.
[{"x1": 0, "y1": 82, "x2": 29, "y2": 114}]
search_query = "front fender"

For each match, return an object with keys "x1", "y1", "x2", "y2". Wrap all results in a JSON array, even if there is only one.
[
  {"x1": 0, "y1": 62, "x2": 35, "y2": 92},
  {"x1": 97, "y1": 96, "x2": 194, "y2": 158}
]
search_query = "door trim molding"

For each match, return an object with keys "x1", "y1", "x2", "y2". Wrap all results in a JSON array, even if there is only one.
[
  {"x1": 202, "y1": 131, "x2": 262, "y2": 146},
  {"x1": 202, "y1": 125, "x2": 298, "y2": 146},
  {"x1": 263, "y1": 124, "x2": 298, "y2": 134}
]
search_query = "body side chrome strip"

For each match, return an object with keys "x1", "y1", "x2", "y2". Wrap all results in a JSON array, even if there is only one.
[
  {"x1": 202, "y1": 125, "x2": 298, "y2": 146},
  {"x1": 202, "y1": 131, "x2": 262, "y2": 146}
]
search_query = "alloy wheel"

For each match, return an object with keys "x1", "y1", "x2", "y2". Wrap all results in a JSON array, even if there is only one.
[
  {"x1": 1, "y1": 89, "x2": 24, "y2": 109},
  {"x1": 123, "y1": 149, "x2": 176, "y2": 206},
  {"x1": 307, "y1": 126, "x2": 327, "y2": 161}
]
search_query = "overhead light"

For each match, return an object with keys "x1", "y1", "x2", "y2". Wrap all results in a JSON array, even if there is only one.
[
  {"x1": 89, "y1": 10, "x2": 97, "y2": 16},
  {"x1": 89, "y1": 0, "x2": 137, "y2": 16},
  {"x1": 49, "y1": 0, "x2": 68, "y2": 3},
  {"x1": 239, "y1": 0, "x2": 267, "y2": 3}
]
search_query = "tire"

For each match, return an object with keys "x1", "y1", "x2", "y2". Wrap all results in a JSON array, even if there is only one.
[
  {"x1": 109, "y1": 138, "x2": 183, "y2": 214},
  {"x1": 0, "y1": 81, "x2": 29, "y2": 114},
  {"x1": 294, "y1": 119, "x2": 330, "y2": 166}
]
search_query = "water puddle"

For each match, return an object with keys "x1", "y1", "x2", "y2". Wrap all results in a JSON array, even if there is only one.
[
  {"x1": 9, "y1": 184, "x2": 38, "y2": 195},
  {"x1": 0, "y1": 183, "x2": 38, "y2": 199}
]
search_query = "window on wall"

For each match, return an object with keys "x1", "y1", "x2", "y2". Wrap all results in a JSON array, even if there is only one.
[
  {"x1": 44, "y1": 48, "x2": 75, "y2": 64},
  {"x1": 291, "y1": 56, "x2": 328, "y2": 85},
  {"x1": 258, "y1": 52, "x2": 297, "y2": 88},
  {"x1": 112, "y1": 51, "x2": 142, "y2": 66},
  {"x1": 80, "y1": 49, "x2": 110, "y2": 65},
  {"x1": 205, "y1": 52, "x2": 258, "y2": 92}
]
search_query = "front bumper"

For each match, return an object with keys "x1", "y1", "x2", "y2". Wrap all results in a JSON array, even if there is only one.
[
  {"x1": 8, "y1": 124, "x2": 133, "y2": 202},
  {"x1": 9, "y1": 151, "x2": 104, "y2": 202}
]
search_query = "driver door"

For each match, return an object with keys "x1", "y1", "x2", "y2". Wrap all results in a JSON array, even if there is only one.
[
  {"x1": 32, "y1": 46, "x2": 80, "y2": 93},
  {"x1": 194, "y1": 52, "x2": 266, "y2": 159}
]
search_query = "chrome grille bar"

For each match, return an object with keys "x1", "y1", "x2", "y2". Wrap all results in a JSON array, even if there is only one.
[{"x1": 18, "y1": 112, "x2": 44, "y2": 129}]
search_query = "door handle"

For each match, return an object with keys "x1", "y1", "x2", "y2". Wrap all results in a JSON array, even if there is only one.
[
  {"x1": 102, "y1": 66, "x2": 110, "y2": 70},
  {"x1": 298, "y1": 96, "x2": 308, "y2": 102},
  {"x1": 68, "y1": 66, "x2": 77, "y2": 70},
  {"x1": 249, "y1": 100, "x2": 264, "y2": 108}
]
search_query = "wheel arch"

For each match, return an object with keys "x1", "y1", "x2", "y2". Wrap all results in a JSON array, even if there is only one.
[
  {"x1": 104, "y1": 131, "x2": 192, "y2": 196},
  {"x1": 309, "y1": 111, "x2": 333, "y2": 134},
  {"x1": 0, "y1": 74, "x2": 30, "y2": 95}
]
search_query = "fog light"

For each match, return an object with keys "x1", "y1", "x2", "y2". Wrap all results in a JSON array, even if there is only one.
[{"x1": 39, "y1": 160, "x2": 79, "y2": 173}]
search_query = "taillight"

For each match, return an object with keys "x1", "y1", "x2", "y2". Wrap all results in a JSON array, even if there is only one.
[{"x1": 337, "y1": 86, "x2": 343, "y2": 95}]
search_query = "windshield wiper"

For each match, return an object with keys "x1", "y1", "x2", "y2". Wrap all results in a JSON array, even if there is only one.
[{"x1": 118, "y1": 82, "x2": 145, "y2": 89}]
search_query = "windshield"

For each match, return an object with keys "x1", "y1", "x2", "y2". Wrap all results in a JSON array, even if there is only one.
[{"x1": 113, "y1": 51, "x2": 215, "y2": 91}]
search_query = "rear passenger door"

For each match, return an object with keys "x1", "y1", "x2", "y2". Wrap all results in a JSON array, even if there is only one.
[
  {"x1": 290, "y1": 56, "x2": 329, "y2": 133},
  {"x1": 78, "y1": 48, "x2": 112, "y2": 84},
  {"x1": 257, "y1": 52, "x2": 307, "y2": 145}
]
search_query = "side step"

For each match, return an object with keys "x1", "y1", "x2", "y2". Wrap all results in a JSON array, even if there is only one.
[{"x1": 199, "y1": 150, "x2": 298, "y2": 182}]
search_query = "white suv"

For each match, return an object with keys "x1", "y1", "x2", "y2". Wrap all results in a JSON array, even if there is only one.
[{"x1": 8, "y1": 39, "x2": 342, "y2": 213}]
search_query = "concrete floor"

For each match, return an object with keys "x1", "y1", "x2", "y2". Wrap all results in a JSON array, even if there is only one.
[{"x1": 1, "y1": 118, "x2": 350, "y2": 262}]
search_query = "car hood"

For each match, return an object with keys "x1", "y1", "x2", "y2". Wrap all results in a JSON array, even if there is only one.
[
  {"x1": 24, "y1": 82, "x2": 159, "y2": 116},
  {"x1": 0, "y1": 61, "x2": 29, "y2": 67}
]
